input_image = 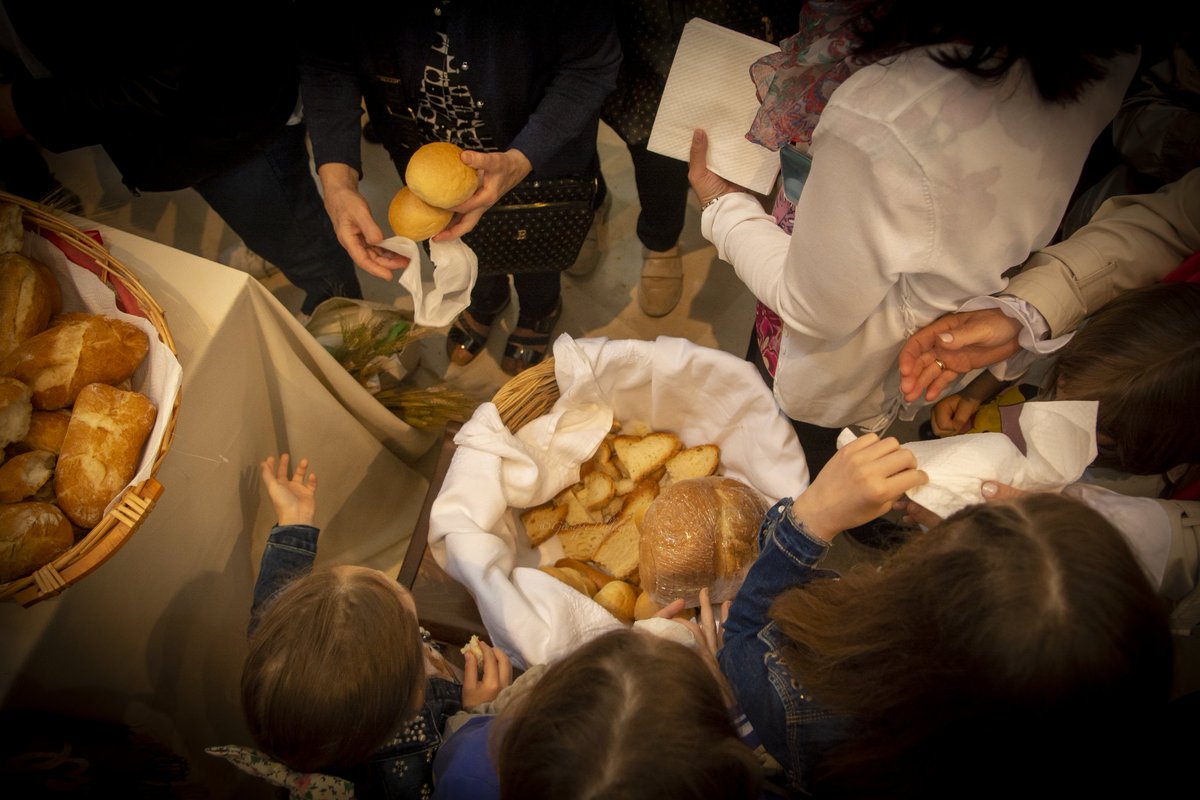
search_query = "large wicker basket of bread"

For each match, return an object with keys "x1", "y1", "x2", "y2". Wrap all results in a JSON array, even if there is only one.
[
  {"x1": 0, "y1": 191, "x2": 181, "y2": 607},
  {"x1": 430, "y1": 335, "x2": 809, "y2": 668}
]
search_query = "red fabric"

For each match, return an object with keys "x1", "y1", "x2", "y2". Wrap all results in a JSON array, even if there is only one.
[
  {"x1": 1161, "y1": 249, "x2": 1200, "y2": 283},
  {"x1": 28, "y1": 220, "x2": 148, "y2": 319}
]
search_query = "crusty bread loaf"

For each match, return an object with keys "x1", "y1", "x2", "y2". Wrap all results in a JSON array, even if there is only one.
[
  {"x1": 0, "y1": 253, "x2": 62, "y2": 359},
  {"x1": 639, "y1": 476, "x2": 767, "y2": 606},
  {"x1": 405, "y1": 142, "x2": 480, "y2": 209},
  {"x1": 0, "y1": 313, "x2": 149, "y2": 410},
  {"x1": 0, "y1": 501, "x2": 74, "y2": 582},
  {"x1": 20, "y1": 409, "x2": 72, "y2": 454},
  {"x1": 388, "y1": 187, "x2": 453, "y2": 242},
  {"x1": 0, "y1": 376, "x2": 33, "y2": 447},
  {"x1": 0, "y1": 449, "x2": 55, "y2": 503},
  {"x1": 55, "y1": 383, "x2": 157, "y2": 528}
]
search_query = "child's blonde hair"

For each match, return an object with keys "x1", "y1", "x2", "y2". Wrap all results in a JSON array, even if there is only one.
[{"x1": 241, "y1": 567, "x2": 424, "y2": 773}]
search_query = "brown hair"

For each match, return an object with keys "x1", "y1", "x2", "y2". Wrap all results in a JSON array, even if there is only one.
[
  {"x1": 494, "y1": 629, "x2": 761, "y2": 800},
  {"x1": 772, "y1": 493, "x2": 1172, "y2": 797},
  {"x1": 1045, "y1": 283, "x2": 1200, "y2": 474},
  {"x1": 240, "y1": 567, "x2": 425, "y2": 773}
]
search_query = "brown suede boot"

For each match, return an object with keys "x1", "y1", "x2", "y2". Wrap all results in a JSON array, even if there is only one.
[{"x1": 637, "y1": 245, "x2": 682, "y2": 317}]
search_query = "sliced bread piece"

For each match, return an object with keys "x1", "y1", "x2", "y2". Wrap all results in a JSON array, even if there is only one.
[
  {"x1": 611, "y1": 432, "x2": 682, "y2": 482},
  {"x1": 557, "y1": 522, "x2": 612, "y2": 561},
  {"x1": 520, "y1": 501, "x2": 568, "y2": 546},
  {"x1": 665, "y1": 444, "x2": 721, "y2": 482},
  {"x1": 594, "y1": 516, "x2": 641, "y2": 580}
]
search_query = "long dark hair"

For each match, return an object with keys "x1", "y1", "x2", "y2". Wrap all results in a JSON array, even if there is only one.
[
  {"x1": 853, "y1": 0, "x2": 1144, "y2": 102},
  {"x1": 772, "y1": 493, "x2": 1172, "y2": 797}
]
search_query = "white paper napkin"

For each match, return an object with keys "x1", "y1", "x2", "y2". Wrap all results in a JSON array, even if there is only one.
[
  {"x1": 839, "y1": 401, "x2": 1099, "y2": 519},
  {"x1": 377, "y1": 236, "x2": 476, "y2": 327},
  {"x1": 647, "y1": 18, "x2": 781, "y2": 194}
]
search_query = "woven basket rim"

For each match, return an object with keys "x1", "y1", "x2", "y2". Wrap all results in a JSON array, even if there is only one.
[
  {"x1": 0, "y1": 191, "x2": 180, "y2": 607},
  {"x1": 490, "y1": 357, "x2": 560, "y2": 433}
]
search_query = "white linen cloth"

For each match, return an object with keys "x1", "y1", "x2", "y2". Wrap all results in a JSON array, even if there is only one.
[
  {"x1": 378, "y1": 235, "x2": 476, "y2": 327},
  {"x1": 838, "y1": 400, "x2": 1099, "y2": 519},
  {"x1": 428, "y1": 334, "x2": 809, "y2": 668},
  {"x1": 647, "y1": 18, "x2": 780, "y2": 194}
]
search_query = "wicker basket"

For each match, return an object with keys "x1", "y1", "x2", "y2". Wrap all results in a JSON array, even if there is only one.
[
  {"x1": 490, "y1": 357, "x2": 559, "y2": 433},
  {"x1": 0, "y1": 191, "x2": 180, "y2": 607}
]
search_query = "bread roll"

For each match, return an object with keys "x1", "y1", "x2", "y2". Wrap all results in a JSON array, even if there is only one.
[
  {"x1": 0, "y1": 502, "x2": 74, "y2": 582},
  {"x1": 55, "y1": 383, "x2": 157, "y2": 528},
  {"x1": 0, "y1": 449, "x2": 55, "y2": 503},
  {"x1": 0, "y1": 377, "x2": 33, "y2": 447},
  {"x1": 405, "y1": 142, "x2": 480, "y2": 209},
  {"x1": 639, "y1": 476, "x2": 768, "y2": 607},
  {"x1": 20, "y1": 409, "x2": 72, "y2": 454},
  {"x1": 0, "y1": 314, "x2": 149, "y2": 410},
  {"x1": 0, "y1": 253, "x2": 62, "y2": 358},
  {"x1": 540, "y1": 565, "x2": 597, "y2": 597},
  {"x1": 388, "y1": 187, "x2": 453, "y2": 242}
]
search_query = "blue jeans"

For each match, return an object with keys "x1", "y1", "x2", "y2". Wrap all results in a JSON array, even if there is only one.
[{"x1": 194, "y1": 123, "x2": 361, "y2": 314}]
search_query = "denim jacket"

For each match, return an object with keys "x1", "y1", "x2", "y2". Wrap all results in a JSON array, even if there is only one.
[
  {"x1": 250, "y1": 525, "x2": 463, "y2": 799},
  {"x1": 719, "y1": 500, "x2": 853, "y2": 795}
]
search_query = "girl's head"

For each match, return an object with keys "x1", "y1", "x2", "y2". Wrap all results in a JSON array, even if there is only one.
[
  {"x1": 494, "y1": 629, "x2": 761, "y2": 800},
  {"x1": 772, "y1": 493, "x2": 1172, "y2": 796},
  {"x1": 241, "y1": 565, "x2": 425, "y2": 774},
  {"x1": 1046, "y1": 283, "x2": 1200, "y2": 473}
]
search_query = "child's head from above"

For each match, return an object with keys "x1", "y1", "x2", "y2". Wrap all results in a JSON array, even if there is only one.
[
  {"x1": 1046, "y1": 282, "x2": 1200, "y2": 473},
  {"x1": 241, "y1": 565, "x2": 424, "y2": 774},
  {"x1": 772, "y1": 492, "x2": 1172, "y2": 794},
  {"x1": 494, "y1": 628, "x2": 762, "y2": 800}
]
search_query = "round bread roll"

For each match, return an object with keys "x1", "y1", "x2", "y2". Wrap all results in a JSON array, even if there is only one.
[
  {"x1": 405, "y1": 142, "x2": 480, "y2": 209},
  {"x1": 0, "y1": 502, "x2": 74, "y2": 583},
  {"x1": 0, "y1": 449, "x2": 55, "y2": 503},
  {"x1": 388, "y1": 187, "x2": 454, "y2": 242},
  {"x1": 639, "y1": 476, "x2": 768, "y2": 607}
]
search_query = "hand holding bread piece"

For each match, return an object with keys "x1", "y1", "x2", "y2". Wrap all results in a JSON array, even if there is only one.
[
  {"x1": 0, "y1": 313, "x2": 149, "y2": 410},
  {"x1": 55, "y1": 383, "x2": 157, "y2": 528}
]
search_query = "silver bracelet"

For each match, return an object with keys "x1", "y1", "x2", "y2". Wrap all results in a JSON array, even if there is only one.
[{"x1": 700, "y1": 194, "x2": 723, "y2": 212}]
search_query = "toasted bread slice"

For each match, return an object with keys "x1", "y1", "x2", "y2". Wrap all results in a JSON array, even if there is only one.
[
  {"x1": 618, "y1": 478, "x2": 660, "y2": 528},
  {"x1": 665, "y1": 444, "x2": 721, "y2": 482},
  {"x1": 575, "y1": 471, "x2": 616, "y2": 510},
  {"x1": 594, "y1": 516, "x2": 641, "y2": 580},
  {"x1": 520, "y1": 501, "x2": 568, "y2": 546},
  {"x1": 611, "y1": 432, "x2": 682, "y2": 482},
  {"x1": 557, "y1": 522, "x2": 612, "y2": 561},
  {"x1": 556, "y1": 486, "x2": 600, "y2": 525}
]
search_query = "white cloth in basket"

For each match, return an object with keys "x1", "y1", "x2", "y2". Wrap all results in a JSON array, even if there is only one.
[{"x1": 428, "y1": 334, "x2": 809, "y2": 669}]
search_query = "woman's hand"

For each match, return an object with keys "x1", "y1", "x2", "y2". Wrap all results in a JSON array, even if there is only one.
[
  {"x1": 461, "y1": 640, "x2": 513, "y2": 707},
  {"x1": 930, "y1": 393, "x2": 981, "y2": 437},
  {"x1": 260, "y1": 453, "x2": 317, "y2": 527},
  {"x1": 434, "y1": 148, "x2": 533, "y2": 241},
  {"x1": 317, "y1": 163, "x2": 410, "y2": 279},
  {"x1": 898, "y1": 308, "x2": 1023, "y2": 403},
  {"x1": 688, "y1": 129, "x2": 748, "y2": 206},
  {"x1": 790, "y1": 434, "x2": 928, "y2": 541}
]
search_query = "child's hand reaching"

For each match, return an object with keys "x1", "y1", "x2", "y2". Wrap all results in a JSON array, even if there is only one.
[
  {"x1": 930, "y1": 392, "x2": 980, "y2": 437},
  {"x1": 260, "y1": 453, "x2": 318, "y2": 527},
  {"x1": 462, "y1": 640, "x2": 513, "y2": 707}
]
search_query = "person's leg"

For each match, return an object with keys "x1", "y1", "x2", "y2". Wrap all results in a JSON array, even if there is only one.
[
  {"x1": 502, "y1": 271, "x2": 562, "y2": 375},
  {"x1": 446, "y1": 273, "x2": 512, "y2": 366},
  {"x1": 629, "y1": 142, "x2": 688, "y2": 317},
  {"x1": 194, "y1": 123, "x2": 362, "y2": 315}
]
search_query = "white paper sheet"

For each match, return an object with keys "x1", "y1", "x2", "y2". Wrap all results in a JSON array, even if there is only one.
[
  {"x1": 377, "y1": 235, "x2": 476, "y2": 328},
  {"x1": 647, "y1": 18, "x2": 781, "y2": 194}
]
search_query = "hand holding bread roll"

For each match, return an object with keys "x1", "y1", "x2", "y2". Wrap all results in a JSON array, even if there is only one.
[
  {"x1": 0, "y1": 313, "x2": 149, "y2": 410},
  {"x1": 55, "y1": 383, "x2": 157, "y2": 528},
  {"x1": 387, "y1": 143, "x2": 481, "y2": 241}
]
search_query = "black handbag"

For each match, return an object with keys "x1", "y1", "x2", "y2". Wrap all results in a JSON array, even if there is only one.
[{"x1": 462, "y1": 174, "x2": 599, "y2": 275}]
